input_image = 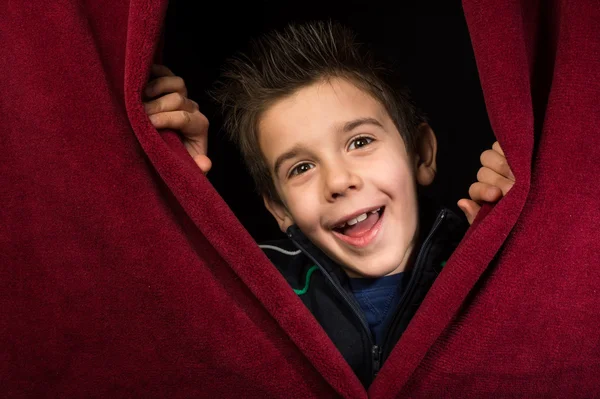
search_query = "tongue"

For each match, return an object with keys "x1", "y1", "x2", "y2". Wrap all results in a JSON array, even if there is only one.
[{"x1": 342, "y1": 212, "x2": 380, "y2": 237}]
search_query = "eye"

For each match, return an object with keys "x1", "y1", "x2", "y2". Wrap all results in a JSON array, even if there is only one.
[
  {"x1": 289, "y1": 163, "x2": 314, "y2": 177},
  {"x1": 348, "y1": 136, "x2": 374, "y2": 151}
]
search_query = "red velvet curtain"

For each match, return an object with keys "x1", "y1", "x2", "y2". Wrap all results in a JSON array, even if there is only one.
[
  {"x1": 2, "y1": 0, "x2": 598, "y2": 397},
  {"x1": 372, "y1": 0, "x2": 600, "y2": 396}
]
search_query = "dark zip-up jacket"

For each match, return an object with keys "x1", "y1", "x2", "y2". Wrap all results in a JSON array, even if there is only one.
[{"x1": 260, "y1": 208, "x2": 467, "y2": 388}]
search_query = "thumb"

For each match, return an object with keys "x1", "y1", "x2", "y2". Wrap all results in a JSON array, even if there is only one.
[
  {"x1": 192, "y1": 154, "x2": 212, "y2": 174},
  {"x1": 457, "y1": 199, "x2": 481, "y2": 225}
]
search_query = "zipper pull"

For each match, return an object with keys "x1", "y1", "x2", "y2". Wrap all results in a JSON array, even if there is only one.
[{"x1": 372, "y1": 345, "x2": 382, "y2": 376}]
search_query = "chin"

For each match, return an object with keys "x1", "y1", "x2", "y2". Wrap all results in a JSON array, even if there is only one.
[{"x1": 344, "y1": 254, "x2": 406, "y2": 278}]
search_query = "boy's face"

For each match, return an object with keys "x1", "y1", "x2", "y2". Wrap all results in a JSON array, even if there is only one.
[{"x1": 259, "y1": 78, "x2": 436, "y2": 278}]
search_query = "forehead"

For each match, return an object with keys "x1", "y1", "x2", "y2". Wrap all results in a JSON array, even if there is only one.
[{"x1": 257, "y1": 78, "x2": 392, "y2": 164}]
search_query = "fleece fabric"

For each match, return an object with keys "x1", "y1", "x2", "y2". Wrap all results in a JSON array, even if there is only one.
[{"x1": 1, "y1": 0, "x2": 598, "y2": 397}]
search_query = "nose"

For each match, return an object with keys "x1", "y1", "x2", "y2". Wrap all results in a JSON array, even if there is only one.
[{"x1": 323, "y1": 161, "x2": 363, "y2": 201}]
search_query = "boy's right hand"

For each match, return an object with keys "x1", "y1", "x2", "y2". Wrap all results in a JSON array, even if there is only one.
[
  {"x1": 144, "y1": 64, "x2": 212, "y2": 173},
  {"x1": 458, "y1": 142, "x2": 515, "y2": 224}
]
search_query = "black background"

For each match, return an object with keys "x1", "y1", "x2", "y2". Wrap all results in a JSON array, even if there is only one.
[{"x1": 163, "y1": 0, "x2": 496, "y2": 242}]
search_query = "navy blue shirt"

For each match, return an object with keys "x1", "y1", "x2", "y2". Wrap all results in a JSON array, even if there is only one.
[{"x1": 349, "y1": 272, "x2": 409, "y2": 345}]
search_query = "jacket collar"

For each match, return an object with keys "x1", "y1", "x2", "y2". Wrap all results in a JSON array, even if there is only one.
[{"x1": 285, "y1": 205, "x2": 466, "y2": 283}]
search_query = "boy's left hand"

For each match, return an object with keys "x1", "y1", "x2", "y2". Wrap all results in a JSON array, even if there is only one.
[
  {"x1": 144, "y1": 64, "x2": 212, "y2": 173},
  {"x1": 458, "y1": 141, "x2": 515, "y2": 224}
]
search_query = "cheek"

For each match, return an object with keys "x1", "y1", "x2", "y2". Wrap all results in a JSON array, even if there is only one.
[
  {"x1": 372, "y1": 156, "x2": 416, "y2": 195},
  {"x1": 283, "y1": 188, "x2": 322, "y2": 233}
]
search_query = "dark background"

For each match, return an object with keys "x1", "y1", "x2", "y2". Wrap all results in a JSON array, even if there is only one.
[{"x1": 163, "y1": 0, "x2": 495, "y2": 242}]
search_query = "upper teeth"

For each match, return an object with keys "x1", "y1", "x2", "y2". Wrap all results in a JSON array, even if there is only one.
[
  {"x1": 338, "y1": 207, "x2": 380, "y2": 228},
  {"x1": 347, "y1": 213, "x2": 367, "y2": 226}
]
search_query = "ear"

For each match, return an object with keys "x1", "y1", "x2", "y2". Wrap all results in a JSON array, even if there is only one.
[
  {"x1": 263, "y1": 195, "x2": 295, "y2": 232},
  {"x1": 414, "y1": 123, "x2": 438, "y2": 186}
]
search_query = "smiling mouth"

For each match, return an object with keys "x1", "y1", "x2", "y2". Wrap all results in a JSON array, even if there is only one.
[{"x1": 332, "y1": 207, "x2": 385, "y2": 247}]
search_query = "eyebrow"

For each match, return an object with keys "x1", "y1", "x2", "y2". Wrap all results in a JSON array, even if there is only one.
[
  {"x1": 343, "y1": 117, "x2": 384, "y2": 132},
  {"x1": 272, "y1": 117, "x2": 384, "y2": 177}
]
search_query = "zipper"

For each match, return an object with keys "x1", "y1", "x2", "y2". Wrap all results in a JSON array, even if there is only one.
[
  {"x1": 287, "y1": 208, "x2": 447, "y2": 379},
  {"x1": 379, "y1": 209, "x2": 447, "y2": 360},
  {"x1": 372, "y1": 345, "x2": 382, "y2": 376},
  {"x1": 288, "y1": 233, "x2": 380, "y2": 377}
]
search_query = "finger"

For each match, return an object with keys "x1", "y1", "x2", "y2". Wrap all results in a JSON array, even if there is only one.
[
  {"x1": 183, "y1": 122, "x2": 209, "y2": 152},
  {"x1": 149, "y1": 110, "x2": 193, "y2": 131},
  {"x1": 480, "y1": 149, "x2": 514, "y2": 181},
  {"x1": 145, "y1": 76, "x2": 187, "y2": 99},
  {"x1": 469, "y1": 181, "x2": 503, "y2": 203},
  {"x1": 457, "y1": 199, "x2": 481, "y2": 225},
  {"x1": 149, "y1": 109, "x2": 209, "y2": 139},
  {"x1": 476, "y1": 167, "x2": 515, "y2": 196},
  {"x1": 184, "y1": 134, "x2": 210, "y2": 173},
  {"x1": 144, "y1": 92, "x2": 197, "y2": 115},
  {"x1": 151, "y1": 64, "x2": 175, "y2": 78},
  {"x1": 492, "y1": 141, "x2": 505, "y2": 156}
]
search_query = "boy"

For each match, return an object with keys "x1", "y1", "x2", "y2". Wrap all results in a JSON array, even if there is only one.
[{"x1": 144, "y1": 21, "x2": 514, "y2": 387}]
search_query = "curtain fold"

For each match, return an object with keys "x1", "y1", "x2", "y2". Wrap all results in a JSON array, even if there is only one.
[
  {"x1": 372, "y1": 0, "x2": 600, "y2": 396},
  {"x1": 1, "y1": 1, "x2": 360, "y2": 397},
  {"x1": 2, "y1": 0, "x2": 598, "y2": 397}
]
